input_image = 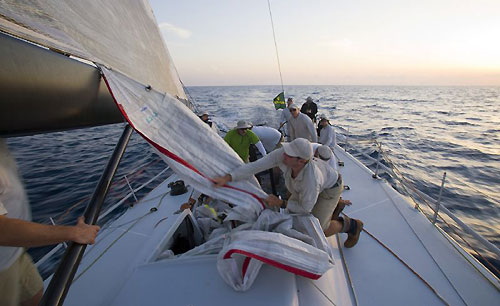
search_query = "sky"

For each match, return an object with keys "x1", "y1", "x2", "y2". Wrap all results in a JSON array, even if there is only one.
[{"x1": 149, "y1": 0, "x2": 500, "y2": 86}]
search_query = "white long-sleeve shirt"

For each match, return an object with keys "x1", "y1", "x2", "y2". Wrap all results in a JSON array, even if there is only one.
[
  {"x1": 288, "y1": 113, "x2": 317, "y2": 142},
  {"x1": 318, "y1": 124, "x2": 336, "y2": 147},
  {"x1": 280, "y1": 108, "x2": 291, "y2": 124},
  {"x1": 252, "y1": 126, "x2": 281, "y2": 153},
  {"x1": 230, "y1": 148, "x2": 337, "y2": 214}
]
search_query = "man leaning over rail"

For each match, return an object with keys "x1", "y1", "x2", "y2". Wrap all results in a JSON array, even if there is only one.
[
  {"x1": 212, "y1": 138, "x2": 363, "y2": 246},
  {"x1": 0, "y1": 139, "x2": 100, "y2": 306}
]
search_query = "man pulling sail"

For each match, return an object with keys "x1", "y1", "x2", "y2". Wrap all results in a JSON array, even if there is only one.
[{"x1": 212, "y1": 138, "x2": 363, "y2": 247}]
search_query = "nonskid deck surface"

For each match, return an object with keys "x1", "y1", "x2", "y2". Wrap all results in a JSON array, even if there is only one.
[
  {"x1": 56, "y1": 147, "x2": 500, "y2": 306},
  {"x1": 335, "y1": 145, "x2": 500, "y2": 305}
]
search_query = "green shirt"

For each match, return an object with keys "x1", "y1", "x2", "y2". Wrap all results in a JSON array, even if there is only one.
[{"x1": 224, "y1": 129, "x2": 260, "y2": 162}]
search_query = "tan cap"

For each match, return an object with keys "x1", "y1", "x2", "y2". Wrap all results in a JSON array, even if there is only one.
[{"x1": 235, "y1": 120, "x2": 252, "y2": 129}]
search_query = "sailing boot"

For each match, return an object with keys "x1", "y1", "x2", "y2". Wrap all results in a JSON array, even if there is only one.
[{"x1": 344, "y1": 217, "x2": 363, "y2": 248}]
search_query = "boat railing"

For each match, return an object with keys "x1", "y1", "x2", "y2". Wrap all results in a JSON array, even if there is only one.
[
  {"x1": 340, "y1": 133, "x2": 500, "y2": 270},
  {"x1": 35, "y1": 165, "x2": 170, "y2": 268}
]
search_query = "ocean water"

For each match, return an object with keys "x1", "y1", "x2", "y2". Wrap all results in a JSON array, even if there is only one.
[{"x1": 7, "y1": 85, "x2": 500, "y2": 277}]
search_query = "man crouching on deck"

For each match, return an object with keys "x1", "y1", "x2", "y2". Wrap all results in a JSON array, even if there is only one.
[{"x1": 213, "y1": 138, "x2": 363, "y2": 248}]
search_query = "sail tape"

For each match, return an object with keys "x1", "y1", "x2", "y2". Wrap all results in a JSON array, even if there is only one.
[{"x1": 101, "y1": 73, "x2": 267, "y2": 210}]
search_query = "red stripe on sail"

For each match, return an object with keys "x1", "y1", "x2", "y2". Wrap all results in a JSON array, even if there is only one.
[
  {"x1": 223, "y1": 249, "x2": 321, "y2": 280},
  {"x1": 101, "y1": 72, "x2": 266, "y2": 210}
]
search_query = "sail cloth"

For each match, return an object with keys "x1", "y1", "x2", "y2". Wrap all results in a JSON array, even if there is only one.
[
  {"x1": 0, "y1": 0, "x2": 187, "y2": 106},
  {"x1": 0, "y1": 0, "x2": 334, "y2": 286},
  {"x1": 0, "y1": 0, "x2": 267, "y2": 215},
  {"x1": 101, "y1": 67, "x2": 267, "y2": 219}
]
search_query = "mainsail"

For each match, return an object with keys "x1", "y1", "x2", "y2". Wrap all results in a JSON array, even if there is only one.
[
  {"x1": 0, "y1": 0, "x2": 267, "y2": 215},
  {"x1": 0, "y1": 0, "x2": 334, "y2": 293}
]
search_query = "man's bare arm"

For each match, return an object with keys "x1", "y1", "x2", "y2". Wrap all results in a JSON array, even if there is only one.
[{"x1": 0, "y1": 215, "x2": 100, "y2": 247}]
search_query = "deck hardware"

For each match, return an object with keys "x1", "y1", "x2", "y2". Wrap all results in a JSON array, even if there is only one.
[
  {"x1": 432, "y1": 172, "x2": 447, "y2": 224},
  {"x1": 168, "y1": 180, "x2": 188, "y2": 195},
  {"x1": 372, "y1": 145, "x2": 381, "y2": 179},
  {"x1": 150, "y1": 207, "x2": 158, "y2": 212}
]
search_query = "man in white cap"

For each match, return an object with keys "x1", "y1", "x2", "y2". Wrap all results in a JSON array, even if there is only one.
[
  {"x1": 224, "y1": 120, "x2": 266, "y2": 163},
  {"x1": 198, "y1": 111, "x2": 212, "y2": 127},
  {"x1": 301, "y1": 96, "x2": 318, "y2": 122},
  {"x1": 213, "y1": 138, "x2": 363, "y2": 247},
  {"x1": 312, "y1": 143, "x2": 337, "y2": 171},
  {"x1": 287, "y1": 104, "x2": 317, "y2": 142}
]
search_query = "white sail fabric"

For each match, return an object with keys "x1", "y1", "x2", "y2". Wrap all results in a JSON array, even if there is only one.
[
  {"x1": 0, "y1": 0, "x2": 266, "y2": 219},
  {"x1": 101, "y1": 67, "x2": 267, "y2": 218},
  {"x1": 0, "y1": 0, "x2": 334, "y2": 287},
  {"x1": 0, "y1": 0, "x2": 186, "y2": 103}
]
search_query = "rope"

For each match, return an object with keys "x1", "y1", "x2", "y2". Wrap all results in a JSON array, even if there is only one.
[
  {"x1": 309, "y1": 280, "x2": 337, "y2": 306},
  {"x1": 447, "y1": 175, "x2": 500, "y2": 206},
  {"x1": 266, "y1": 0, "x2": 284, "y2": 93},
  {"x1": 52, "y1": 158, "x2": 164, "y2": 224},
  {"x1": 374, "y1": 140, "x2": 500, "y2": 275},
  {"x1": 350, "y1": 138, "x2": 500, "y2": 285},
  {"x1": 73, "y1": 191, "x2": 171, "y2": 282},
  {"x1": 342, "y1": 212, "x2": 451, "y2": 305},
  {"x1": 335, "y1": 234, "x2": 359, "y2": 306}
]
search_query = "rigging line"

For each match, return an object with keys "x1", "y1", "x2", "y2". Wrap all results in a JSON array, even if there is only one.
[
  {"x1": 370, "y1": 140, "x2": 500, "y2": 278},
  {"x1": 431, "y1": 207, "x2": 500, "y2": 280},
  {"x1": 447, "y1": 175, "x2": 500, "y2": 206},
  {"x1": 343, "y1": 213, "x2": 451, "y2": 306},
  {"x1": 74, "y1": 191, "x2": 171, "y2": 281},
  {"x1": 309, "y1": 280, "x2": 337, "y2": 306},
  {"x1": 267, "y1": 0, "x2": 284, "y2": 93},
  {"x1": 73, "y1": 211, "x2": 152, "y2": 283},
  {"x1": 179, "y1": 78, "x2": 200, "y2": 111},
  {"x1": 335, "y1": 234, "x2": 359, "y2": 306},
  {"x1": 362, "y1": 179, "x2": 466, "y2": 305}
]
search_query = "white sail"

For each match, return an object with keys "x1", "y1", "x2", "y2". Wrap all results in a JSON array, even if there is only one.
[
  {"x1": 0, "y1": 0, "x2": 184, "y2": 100},
  {"x1": 0, "y1": 0, "x2": 269, "y2": 216},
  {"x1": 0, "y1": 0, "x2": 335, "y2": 290}
]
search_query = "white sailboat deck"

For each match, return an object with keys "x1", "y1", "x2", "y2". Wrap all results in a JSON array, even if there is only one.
[{"x1": 54, "y1": 145, "x2": 500, "y2": 306}]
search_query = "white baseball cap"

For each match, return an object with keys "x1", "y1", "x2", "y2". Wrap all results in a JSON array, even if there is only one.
[
  {"x1": 317, "y1": 145, "x2": 332, "y2": 160},
  {"x1": 282, "y1": 138, "x2": 313, "y2": 160}
]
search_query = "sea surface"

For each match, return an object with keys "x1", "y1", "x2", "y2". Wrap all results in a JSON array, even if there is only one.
[{"x1": 7, "y1": 85, "x2": 500, "y2": 277}]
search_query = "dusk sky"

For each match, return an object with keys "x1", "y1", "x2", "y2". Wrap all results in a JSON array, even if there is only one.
[{"x1": 150, "y1": 0, "x2": 500, "y2": 86}]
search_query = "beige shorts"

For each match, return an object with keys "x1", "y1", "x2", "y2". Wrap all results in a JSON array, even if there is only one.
[
  {"x1": 311, "y1": 178, "x2": 344, "y2": 231},
  {"x1": 0, "y1": 252, "x2": 43, "y2": 306}
]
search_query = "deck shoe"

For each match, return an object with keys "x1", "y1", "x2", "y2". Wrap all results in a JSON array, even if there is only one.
[{"x1": 344, "y1": 219, "x2": 363, "y2": 248}]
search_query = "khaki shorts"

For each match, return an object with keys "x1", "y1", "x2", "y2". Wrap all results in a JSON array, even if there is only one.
[
  {"x1": 0, "y1": 252, "x2": 43, "y2": 306},
  {"x1": 311, "y1": 178, "x2": 344, "y2": 231}
]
